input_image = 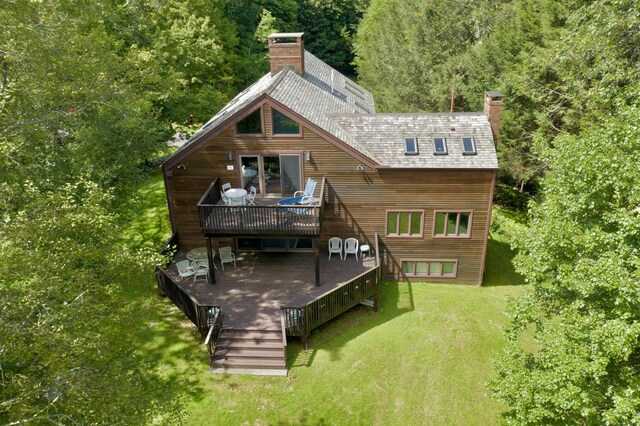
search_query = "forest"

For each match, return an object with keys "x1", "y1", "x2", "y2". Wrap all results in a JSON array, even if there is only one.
[{"x1": 1, "y1": 0, "x2": 638, "y2": 424}]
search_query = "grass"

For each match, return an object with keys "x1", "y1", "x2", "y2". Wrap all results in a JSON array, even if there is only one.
[{"x1": 123, "y1": 172, "x2": 526, "y2": 425}]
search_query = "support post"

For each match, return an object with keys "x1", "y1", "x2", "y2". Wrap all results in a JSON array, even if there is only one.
[
  {"x1": 314, "y1": 238, "x2": 320, "y2": 286},
  {"x1": 207, "y1": 237, "x2": 216, "y2": 284}
]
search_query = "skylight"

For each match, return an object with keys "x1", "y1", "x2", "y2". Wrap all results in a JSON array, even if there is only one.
[
  {"x1": 404, "y1": 137, "x2": 419, "y2": 155},
  {"x1": 462, "y1": 137, "x2": 477, "y2": 155},
  {"x1": 433, "y1": 137, "x2": 448, "y2": 155}
]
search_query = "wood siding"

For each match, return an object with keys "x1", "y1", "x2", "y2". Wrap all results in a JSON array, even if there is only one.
[{"x1": 164, "y1": 101, "x2": 495, "y2": 284}]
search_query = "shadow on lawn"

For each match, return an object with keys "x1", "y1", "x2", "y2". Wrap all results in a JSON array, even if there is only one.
[
  {"x1": 287, "y1": 279, "x2": 415, "y2": 366},
  {"x1": 483, "y1": 238, "x2": 526, "y2": 287}
]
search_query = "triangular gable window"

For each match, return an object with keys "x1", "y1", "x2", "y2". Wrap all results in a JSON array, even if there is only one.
[
  {"x1": 272, "y1": 107, "x2": 300, "y2": 135},
  {"x1": 236, "y1": 109, "x2": 262, "y2": 135}
]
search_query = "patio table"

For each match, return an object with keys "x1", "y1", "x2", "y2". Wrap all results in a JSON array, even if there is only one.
[
  {"x1": 187, "y1": 247, "x2": 211, "y2": 263},
  {"x1": 226, "y1": 188, "x2": 247, "y2": 206}
]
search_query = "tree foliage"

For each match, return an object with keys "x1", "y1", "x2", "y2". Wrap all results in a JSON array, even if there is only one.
[
  {"x1": 489, "y1": 107, "x2": 640, "y2": 425},
  {"x1": 354, "y1": 0, "x2": 568, "y2": 189},
  {"x1": 489, "y1": 1, "x2": 640, "y2": 422}
]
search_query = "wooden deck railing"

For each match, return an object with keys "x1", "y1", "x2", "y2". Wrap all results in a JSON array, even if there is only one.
[
  {"x1": 281, "y1": 267, "x2": 379, "y2": 337},
  {"x1": 281, "y1": 233, "x2": 381, "y2": 338},
  {"x1": 155, "y1": 233, "x2": 224, "y2": 362},
  {"x1": 197, "y1": 177, "x2": 326, "y2": 237}
]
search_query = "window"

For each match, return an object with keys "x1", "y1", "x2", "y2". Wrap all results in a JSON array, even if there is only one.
[
  {"x1": 433, "y1": 137, "x2": 447, "y2": 155},
  {"x1": 434, "y1": 211, "x2": 472, "y2": 237},
  {"x1": 461, "y1": 137, "x2": 476, "y2": 155},
  {"x1": 404, "y1": 137, "x2": 418, "y2": 155},
  {"x1": 272, "y1": 107, "x2": 300, "y2": 135},
  {"x1": 387, "y1": 211, "x2": 423, "y2": 237},
  {"x1": 402, "y1": 260, "x2": 458, "y2": 277},
  {"x1": 236, "y1": 109, "x2": 262, "y2": 134}
]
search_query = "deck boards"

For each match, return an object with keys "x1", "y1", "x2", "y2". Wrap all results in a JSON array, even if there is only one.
[{"x1": 166, "y1": 251, "x2": 375, "y2": 329}]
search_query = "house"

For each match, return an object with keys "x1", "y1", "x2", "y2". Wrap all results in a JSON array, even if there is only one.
[{"x1": 157, "y1": 33, "x2": 501, "y2": 374}]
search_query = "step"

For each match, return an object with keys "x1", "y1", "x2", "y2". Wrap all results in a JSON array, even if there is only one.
[
  {"x1": 210, "y1": 367, "x2": 287, "y2": 376},
  {"x1": 211, "y1": 357, "x2": 286, "y2": 369},
  {"x1": 213, "y1": 348, "x2": 284, "y2": 360},
  {"x1": 219, "y1": 331, "x2": 282, "y2": 341},
  {"x1": 216, "y1": 339, "x2": 283, "y2": 350}
]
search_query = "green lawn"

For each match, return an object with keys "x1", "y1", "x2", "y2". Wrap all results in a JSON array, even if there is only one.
[{"x1": 129, "y1": 172, "x2": 525, "y2": 425}]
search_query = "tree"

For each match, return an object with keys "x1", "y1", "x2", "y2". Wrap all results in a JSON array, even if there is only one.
[{"x1": 489, "y1": 107, "x2": 640, "y2": 424}]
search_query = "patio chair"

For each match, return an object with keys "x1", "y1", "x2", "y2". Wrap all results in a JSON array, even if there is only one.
[
  {"x1": 220, "y1": 190, "x2": 230, "y2": 205},
  {"x1": 192, "y1": 261, "x2": 209, "y2": 283},
  {"x1": 294, "y1": 178, "x2": 317, "y2": 198},
  {"x1": 328, "y1": 237, "x2": 343, "y2": 260},
  {"x1": 176, "y1": 260, "x2": 194, "y2": 280},
  {"x1": 344, "y1": 238, "x2": 359, "y2": 260},
  {"x1": 218, "y1": 246, "x2": 236, "y2": 270},
  {"x1": 222, "y1": 182, "x2": 231, "y2": 192},
  {"x1": 244, "y1": 186, "x2": 257, "y2": 206},
  {"x1": 278, "y1": 178, "x2": 317, "y2": 206}
]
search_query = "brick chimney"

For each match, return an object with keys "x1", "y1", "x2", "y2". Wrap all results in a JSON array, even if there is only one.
[
  {"x1": 483, "y1": 91, "x2": 505, "y2": 144},
  {"x1": 268, "y1": 32, "x2": 305, "y2": 75}
]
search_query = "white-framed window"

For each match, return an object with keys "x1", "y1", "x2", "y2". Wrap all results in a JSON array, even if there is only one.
[
  {"x1": 404, "y1": 137, "x2": 419, "y2": 155},
  {"x1": 461, "y1": 137, "x2": 476, "y2": 155},
  {"x1": 433, "y1": 137, "x2": 447, "y2": 155}
]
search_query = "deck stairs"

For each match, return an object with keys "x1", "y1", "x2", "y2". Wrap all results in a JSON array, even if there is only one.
[{"x1": 210, "y1": 328, "x2": 287, "y2": 376}]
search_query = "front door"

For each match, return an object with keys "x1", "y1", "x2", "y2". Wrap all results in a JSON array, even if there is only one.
[{"x1": 240, "y1": 154, "x2": 302, "y2": 197}]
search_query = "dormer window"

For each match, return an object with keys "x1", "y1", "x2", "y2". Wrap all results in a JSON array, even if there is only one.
[
  {"x1": 404, "y1": 137, "x2": 419, "y2": 155},
  {"x1": 433, "y1": 137, "x2": 447, "y2": 155},
  {"x1": 272, "y1": 107, "x2": 301, "y2": 135},
  {"x1": 462, "y1": 137, "x2": 477, "y2": 155},
  {"x1": 236, "y1": 109, "x2": 263, "y2": 135}
]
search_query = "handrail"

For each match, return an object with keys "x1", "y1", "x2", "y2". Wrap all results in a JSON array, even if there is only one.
[
  {"x1": 204, "y1": 309, "x2": 219, "y2": 345},
  {"x1": 196, "y1": 177, "x2": 220, "y2": 207},
  {"x1": 279, "y1": 310, "x2": 288, "y2": 348},
  {"x1": 374, "y1": 232, "x2": 381, "y2": 281}
]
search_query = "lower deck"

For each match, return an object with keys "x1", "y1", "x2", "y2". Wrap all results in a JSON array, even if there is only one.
[{"x1": 165, "y1": 250, "x2": 376, "y2": 329}]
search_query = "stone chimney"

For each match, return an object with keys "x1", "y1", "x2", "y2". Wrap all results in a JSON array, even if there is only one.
[
  {"x1": 483, "y1": 91, "x2": 505, "y2": 144},
  {"x1": 268, "y1": 32, "x2": 305, "y2": 75}
]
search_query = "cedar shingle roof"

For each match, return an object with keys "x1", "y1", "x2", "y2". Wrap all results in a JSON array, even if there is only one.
[
  {"x1": 333, "y1": 113, "x2": 498, "y2": 169},
  {"x1": 168, "y1": 50, "x2": 498, "y2": 170}
]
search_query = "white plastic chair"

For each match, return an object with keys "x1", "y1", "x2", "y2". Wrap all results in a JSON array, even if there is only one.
[
  {"x1": 192, "y1": 261, "x2": 209, "y2": 282},
  {"x1": 222, "y1": 182, "x2": 231, "y2": 192},
  {"x1": 328, "y1": 237, "x2": 343, "y2": 260},
  {"x1": 220, "y1": 190, "x2": 229, "y2": 205},
  {"x1": 176, "y1": 260, "x2": 194, "y2": 280},
  {"x1": 219, "y1": 246, "x2": 236, "y2": 270},
  {"x1": 244, "y1": 186, "x2": 257, "y2": 205},
  {"x1": 344, "y1": 238, "x2": 359, "y2": 260}
]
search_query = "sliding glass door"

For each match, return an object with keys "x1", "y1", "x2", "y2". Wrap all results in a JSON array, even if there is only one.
[{"x1": 239, "y1": 154, "x2": 301, "y2": 197}]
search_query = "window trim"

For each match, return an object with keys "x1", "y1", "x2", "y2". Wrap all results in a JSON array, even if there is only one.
[
  {"x1": 433, "y1": 211, "x2": 473, "y2": 238},
  {"x1": 234, "y1": 107, "x2": 265, "y2": 137},
  {"x1": 271, "y1": 106, "x2": 302, "y2": 137},
  {"x1": 461, "y1": 137, "x2": 477, "y2": 155},
  {"x1": 401, "y1": 259, "x2": 458, "y2": 278},
  {"x1": 433, "y1": 137, "x2": 448, "y2": 155},
  {"x1": 386, "y1": 210, "x2": 424, "y2": 238},
  {"x1": 404, "y1": 137, "x2": 419, "y2": 155}
]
